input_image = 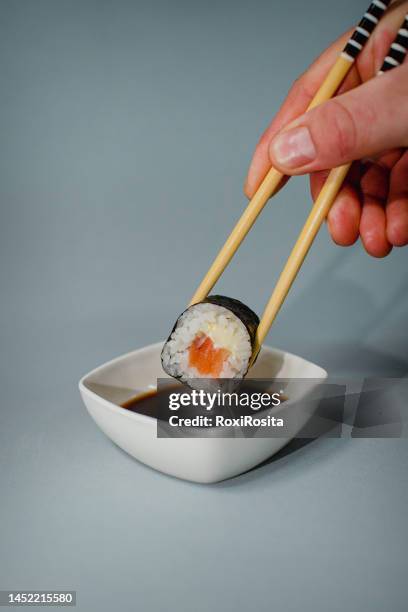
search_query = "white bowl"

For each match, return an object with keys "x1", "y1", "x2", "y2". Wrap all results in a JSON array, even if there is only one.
[{"x1": 79, "y1": 342, "x2": 327, "y2": 483}]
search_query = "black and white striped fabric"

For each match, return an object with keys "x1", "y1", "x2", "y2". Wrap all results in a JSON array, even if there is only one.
[
  {"x1": 378, "y1": 14, "x2": 408, "y2": 73},
  {"x1": 341, "y1": 0, "x2": 392, "y2": 62}
]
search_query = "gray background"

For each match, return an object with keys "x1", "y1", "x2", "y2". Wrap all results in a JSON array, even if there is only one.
[{"x1": 0, "y1": 0, "x2": 407, "y2": 610}]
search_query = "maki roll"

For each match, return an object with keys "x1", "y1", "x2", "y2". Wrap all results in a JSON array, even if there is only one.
[{"x1": 161, "y1": 295, "x2": 259, "y2": 387}]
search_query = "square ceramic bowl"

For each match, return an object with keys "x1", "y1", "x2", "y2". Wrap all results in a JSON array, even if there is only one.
[{"x1": 79, "y1": 342, "x2": 327, "y2": 483}]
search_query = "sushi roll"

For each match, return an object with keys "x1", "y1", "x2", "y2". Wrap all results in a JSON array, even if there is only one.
[{"x1": 161, "y1": 295, "x2": 259, "y2": 387}]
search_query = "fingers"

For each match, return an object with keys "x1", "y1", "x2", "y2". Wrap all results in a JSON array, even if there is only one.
[
  {"x1": 386, "y1": 151, "x2": 408, "y2": 246},
  {"x1": 360, "y1": 198, "x2": 392, "y2": 257},
  {"x1": 310, "y1": 165, "x2": 361, "y2": 246},
  {"x1": 327, "y1": 183, "x2": 361, "y2": 247},
  {"x1": 360, "y1": 163, "x2": 392, "y2": 257},
  {"x1": 268, "y1": 64, "x2": 408, "y2": 175},
  {"x1": 244, "y1": 30, "x2": 352, "y2": 197},
  {"x1": 312, "y1": 160, "x2": 402, "y2": 256},
  {"x1": 360, "y1": 161, "x2": 390, "y2": 201}
]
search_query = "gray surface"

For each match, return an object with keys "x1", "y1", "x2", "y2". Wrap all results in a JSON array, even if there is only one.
[{"x1": 0, "y1": 1, "x2": 407, "y2": 611}]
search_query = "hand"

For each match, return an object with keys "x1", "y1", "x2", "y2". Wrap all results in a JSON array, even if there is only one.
[{"x1": 245, "y1": 0, "x2": 408, "y2": 257}]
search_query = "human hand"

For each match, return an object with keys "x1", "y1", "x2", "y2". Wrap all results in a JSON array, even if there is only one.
[{"x1": 245, "y1": 0, "x2": 408, "y2": 257}]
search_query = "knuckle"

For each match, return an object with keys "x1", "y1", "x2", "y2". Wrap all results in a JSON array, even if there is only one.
[
  {"x1": 288, "y1": 74, "x2": 314, "y2": 105},
  {"x1": 257, "y1": 129, "x2": 271, "y2": 149},
  {"x1": 325, "y1": 99, "x2": 359, "y2": 161},
  {"x1": 357, "y1": 28, "x2": 391, "y2": 78}
]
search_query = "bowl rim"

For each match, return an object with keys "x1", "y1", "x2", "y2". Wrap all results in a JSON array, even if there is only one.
[{"x1": 78, "y1": 341, "x2": 328, "y2": 427}]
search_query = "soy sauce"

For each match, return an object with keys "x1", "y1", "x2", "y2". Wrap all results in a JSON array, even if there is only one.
[{"x1": 122, "y1": 387, "x2": 174, "y2": 418}]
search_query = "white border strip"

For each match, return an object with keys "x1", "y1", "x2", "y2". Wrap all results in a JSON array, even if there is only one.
[
  {"x1": 341, "y1": 51, "x2": 354, "y2": 62},
  {"x1": 357, "y1": 26, "x2": 370, "y2": 37},
  {"x1": 391, "y1": 42, "x2": 407, "y2": 53},
  {"x1": 364, "y1": 12, "x2": 378, "y2": 24},
  {"x1": 348, "y1": 39, "x2": 363, "y2": 50},
  {"x1": 373, "y1": 0, "x2": 386, "y2": 10},
  {"x1": 384, "y1": 55, "x2": 399, "y2": 66}
]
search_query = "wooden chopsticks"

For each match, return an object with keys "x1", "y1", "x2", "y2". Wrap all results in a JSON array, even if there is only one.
[
  {"x1": 249, "y1": 11, "x2": 408, "y2": 366},
  {"x1": 190, "y1": 0, "x2": 392, "y2": 306}
]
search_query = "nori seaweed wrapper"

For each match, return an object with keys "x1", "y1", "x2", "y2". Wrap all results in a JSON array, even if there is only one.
[
  {"x1": 161, "y1": 295, "x2": 260, "y2": 388},
  {"x1": 202, "y1": 295, "x2": 259, "y2": 349},
  {"x1": 163, "y1": 295, "x2": 259, "y2": 348}
]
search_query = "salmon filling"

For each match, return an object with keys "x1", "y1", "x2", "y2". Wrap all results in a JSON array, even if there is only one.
[{"x1": 188, "y1": 334, "x2": 230, "y2": 377}]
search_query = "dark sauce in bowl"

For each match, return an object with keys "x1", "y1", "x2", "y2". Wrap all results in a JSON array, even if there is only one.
[{"x1": 122, "y1": 387, "x2": 172, "y2": 418}]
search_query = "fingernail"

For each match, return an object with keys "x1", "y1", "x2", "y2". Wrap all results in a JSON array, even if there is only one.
[{"x1": 270, "y1": 126, "x2": 317, "y2": 169}]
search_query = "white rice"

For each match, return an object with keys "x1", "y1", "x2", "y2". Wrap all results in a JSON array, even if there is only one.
[{"x1": 161, "y1": 302, "x2": 252, "y2": 384}]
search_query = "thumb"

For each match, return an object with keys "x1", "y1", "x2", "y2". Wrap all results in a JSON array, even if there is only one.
[{"x1": 268, "y1": 63, "x2": 408, "y2": 175}]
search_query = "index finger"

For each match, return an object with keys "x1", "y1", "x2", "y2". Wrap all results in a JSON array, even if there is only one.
[{"x1": 244, "y1": 30, "x2": 352, "y2": 198}]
